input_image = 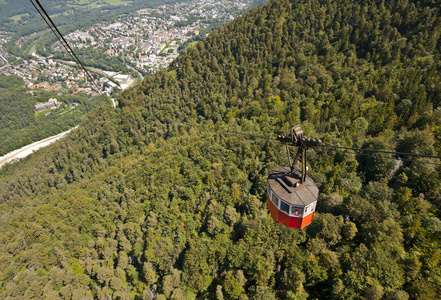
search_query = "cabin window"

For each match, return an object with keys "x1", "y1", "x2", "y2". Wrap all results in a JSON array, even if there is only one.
[
  {"x1": 280, "y1": 201, "x2": 290, "y2": 215},
  {"x1": 304, "y1": 202, "x2": 316, "y2": 216},
  {"x1": 270, "y1": 190, "x2": 280, "y2": 207},
  {"x1": 291, "y1": 206, "x2": 303, "y2": 217}
]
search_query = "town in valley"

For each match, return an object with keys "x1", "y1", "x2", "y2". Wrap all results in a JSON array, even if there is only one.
[{"x1": 0, "y1": 0, "x2": 257, "y2": 103}]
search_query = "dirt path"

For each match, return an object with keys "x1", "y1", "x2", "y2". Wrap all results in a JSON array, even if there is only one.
[{"x1": 0, "y1": 127, "x2": 77, "y2": 168}]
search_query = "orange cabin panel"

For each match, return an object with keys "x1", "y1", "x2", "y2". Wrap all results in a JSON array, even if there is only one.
[
  {"x1": 299, "y1": 212, "x2": 314, "y2": 229},
  {"x1": 267, "y1": 167, "x2": 319, "y2": 230}
]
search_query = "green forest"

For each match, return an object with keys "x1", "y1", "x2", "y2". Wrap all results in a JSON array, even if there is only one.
[
  {"x1": 0, "y1": 75, "x2": 109, "y2": 156},
  {"x1": 0, "y1": 0, "x2": 187, "y2": 32},
  {"x1": 1, "y1": 0, "x2": 441, "y2": 299}
]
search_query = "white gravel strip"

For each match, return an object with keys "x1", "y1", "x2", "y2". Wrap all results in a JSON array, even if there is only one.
[{"x1": 0, "y1": 127, "x2": 77, "y2": 168}]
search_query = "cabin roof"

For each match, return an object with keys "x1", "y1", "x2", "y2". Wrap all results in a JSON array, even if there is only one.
[{"x1": 268, "y1": 166, "x2": 319, "y2": 207}]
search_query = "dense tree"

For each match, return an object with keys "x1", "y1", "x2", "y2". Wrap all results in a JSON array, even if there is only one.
[
  {"x1": 0, "y1": 80, "x2": 109, "y2": 156},
  {"x1": 0, "y1": 0, "x2": 440, "y2": 299}
]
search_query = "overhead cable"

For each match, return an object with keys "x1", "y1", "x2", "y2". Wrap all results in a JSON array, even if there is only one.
[
  {"x1": 219, "y1": 129, "x2": 278, "y2": 141},
  {"x1": 340, "y1": 150, "x2": 441, "y2": 166},
  {"x1": 189, "y1": 123, "x2": 278, "y2": 141},
  {"x1": 30, "y1": 0, "x2": 102, "y2": 93},
  {"x1": 321, "y1": 144, "x2": 441, "y2": 160},
  {"x1": 200, "y1": 124, "x2": 441, "y2": 165}
]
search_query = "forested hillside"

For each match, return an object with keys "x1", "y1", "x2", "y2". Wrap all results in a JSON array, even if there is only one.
[
  {"x1": 0, "y1": 75, "x2": 109, "y2": 156},
  {"x1": 1, "y1": 0, "x2": 441, "y2": 299}
]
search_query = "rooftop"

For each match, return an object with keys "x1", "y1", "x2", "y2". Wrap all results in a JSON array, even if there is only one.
[{"x1": 268, "y1": 166, "x2": 319, "y2": 207}]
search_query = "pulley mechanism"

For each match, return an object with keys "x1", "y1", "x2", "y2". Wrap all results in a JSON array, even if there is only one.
[{"x1": 277, "y1": 125, "x2": 323, "y2": 184}]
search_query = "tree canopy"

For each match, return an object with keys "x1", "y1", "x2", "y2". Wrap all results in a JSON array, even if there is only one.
[
  {"x1": 0, "y1": 75, "x2": 109, "y2": 156},
  {"x1": 0, "y1": 0, "x2": 440, "y2": 299}
]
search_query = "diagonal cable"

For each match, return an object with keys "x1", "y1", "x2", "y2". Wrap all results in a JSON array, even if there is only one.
[
  {"x1": 30, "y1": 0, "x2": 81, "y2": 70},
  {"x1": 31, "y1": 0, "x2": 102, "y2": 93}
]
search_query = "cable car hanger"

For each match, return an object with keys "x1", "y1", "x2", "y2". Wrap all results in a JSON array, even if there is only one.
[
  {"x1": 266, "y1": 125, "x2": 321, "y2": 229},
  {"x1": 276, "y1": 124, "x2": 323, "y2": 184}
]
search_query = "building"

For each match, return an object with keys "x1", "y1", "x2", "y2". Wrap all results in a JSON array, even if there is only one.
[{"x1": 34, "y1": 98, "x2": 61, "y2": 112}]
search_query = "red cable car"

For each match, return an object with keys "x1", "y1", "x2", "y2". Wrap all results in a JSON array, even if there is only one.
[{"x1": 267, "y1": 125, "x2": 322, "y2": 229}]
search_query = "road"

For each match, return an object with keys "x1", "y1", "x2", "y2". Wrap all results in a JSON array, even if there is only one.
[
  {"x1": 0, "y1": 127, "x2": 77, "y2": 169},
  {"x1": 0, "y1": 62, "x2": 10, "y2": 70},
  {"x1": 127, "y1": 64, "x2": 144, "y2": 81}
]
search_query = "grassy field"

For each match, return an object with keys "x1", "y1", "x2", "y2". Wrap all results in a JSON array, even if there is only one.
[
  {"x1": 76, "y1": 0, "x2": 132, "y2": 6},
  {"x1": 78, "y1": 0, "x2": 93, "y2": 5},
  {"x1": 10, "y1": 13, "x2": 29, "y2": 21},
  {"x1": 104, "y1": 0, "x2": 131, "y2": 5},
  {"x1": 187, "y1": 41, "x2": 199, "y2": 48}
]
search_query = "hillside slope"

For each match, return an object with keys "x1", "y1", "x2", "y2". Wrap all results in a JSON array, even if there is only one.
[
  {"x1": 1, "y1": 0, "x2": 441, "y2": 299},
  {"x1": 0, "y1": 75, "x2": 108, "y2": 156}
]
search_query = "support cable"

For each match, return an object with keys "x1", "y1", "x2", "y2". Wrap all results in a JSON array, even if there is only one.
[
  {"x1": 341, "y1": 150, "x2": 441, "y2": 166},
  {"x1": 198, "y1": 124, "x2": 441, "y2": 165},
  {"x1": 321, "y1": 144, "x2": 441, "y2": 160},
  {"x1": 220, "y1": 129, "x2": 278, "y2": 141},
  {"x1": 30, "y1": 0, "x2": 102, "y2": 93},
  {"x1": 30, "y1": 0, "x2": 78, "y2": 66}
]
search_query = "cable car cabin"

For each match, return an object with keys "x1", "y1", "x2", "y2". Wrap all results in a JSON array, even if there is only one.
[
  {"x1": 267, "y1": 166, "x2": 318, "y2": 229},
  {"x1": 266, "y1": 125, "x2": 322, "y2": 229}
]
